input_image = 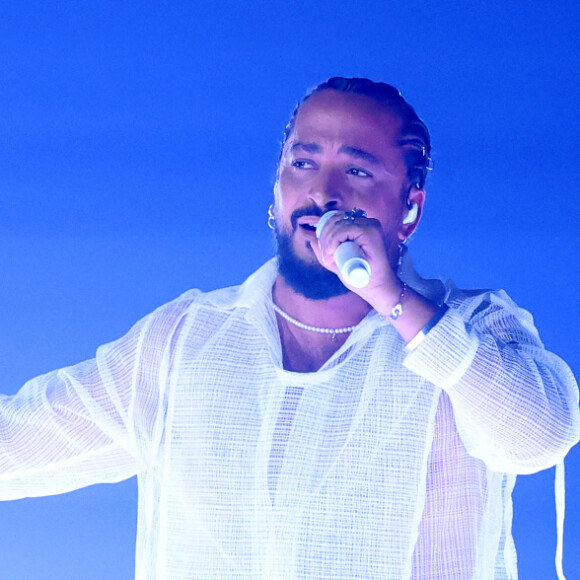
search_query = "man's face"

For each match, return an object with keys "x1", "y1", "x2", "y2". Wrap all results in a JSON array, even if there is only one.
[{"x1": 274, "y1": 89, "x2": 416, "y2": 299}]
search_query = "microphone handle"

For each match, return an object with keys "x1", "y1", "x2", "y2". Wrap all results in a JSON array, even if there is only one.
[{"x1": 334, "y1": 242, "x2": 371, "y2": 288}]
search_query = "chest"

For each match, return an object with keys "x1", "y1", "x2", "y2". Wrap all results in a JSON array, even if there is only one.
[
  {"x1": 160, "y1": 326, "x2": 438, "y2": 481},
  {"x1": 150, "y1": 336, "x2": 441, "y2": 577},
  {"x1": 276, "y1": 317, "x2": 352, "y2": 372}
]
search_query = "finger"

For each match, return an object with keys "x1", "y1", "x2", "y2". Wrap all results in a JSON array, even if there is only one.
[
  {"x1": 311, "y1": 231, "x2": 341, "y2": 274},
  {"x1": 314, "y1": 213, "x2": 345, "y2": 266},
  {"x1": 319, "y1": 216, "x2": 380, "y2": 260}
]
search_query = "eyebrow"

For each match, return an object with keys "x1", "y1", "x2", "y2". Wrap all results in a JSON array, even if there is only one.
[
  {"x1": 290, "y1": 142, "x2": 321, "y2": 154},
  {"x1": 290, "y1": 142, "x2": 380, "y2": 165},
  {"x1": 338, "y1": 145, "x2": 380, "y2": 165}
]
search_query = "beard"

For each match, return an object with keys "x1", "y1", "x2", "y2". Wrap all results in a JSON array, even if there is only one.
[{"x1": 275, "y1": 226, "x2": 350, "y2": 300}]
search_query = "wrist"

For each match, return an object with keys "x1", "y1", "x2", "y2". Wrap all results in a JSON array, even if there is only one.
[
  {"x1": 373, "y1": 283, "x2": 439, "y2": 342},
  {"x1": 389, "y1": 283, "x2": 408, "y2": 320},
  {"x1": 370, "y1": 280, "x2": 407, "y2": 319}
]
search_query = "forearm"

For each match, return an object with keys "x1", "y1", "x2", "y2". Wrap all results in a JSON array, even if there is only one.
[
  {"x1": 0, "y1": 363, "x2": 138, "y2": 499},
  {"x1": 371, "y1": 284, "x2": 438, "y2": 343},
  {"x1": 403, "y1": 299, "x2": 580, "y2": 473}
]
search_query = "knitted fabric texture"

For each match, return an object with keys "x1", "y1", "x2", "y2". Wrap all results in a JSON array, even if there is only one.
[{"x1": 0, "y1": 259, "x2": 578, "y2": 579}]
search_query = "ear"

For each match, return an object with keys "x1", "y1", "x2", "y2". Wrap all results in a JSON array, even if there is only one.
[{"x1": 398, "y1": 186, "x2": 426, "y2": 241}]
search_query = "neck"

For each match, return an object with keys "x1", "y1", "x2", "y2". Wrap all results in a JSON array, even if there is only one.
[
  {"x1": 272, "y1": 274, "x2": 372, "y2": 372},
  {"x1": 272, "y1": 275, "x2": 372, "y2": 329}
]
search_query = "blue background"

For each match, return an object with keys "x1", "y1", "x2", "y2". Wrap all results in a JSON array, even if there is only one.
[{"x1": 1, "y1": 1, "x2": 578, "y2": 577}]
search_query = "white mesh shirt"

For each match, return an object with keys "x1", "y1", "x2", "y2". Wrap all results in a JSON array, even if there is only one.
[{"x1": 0, "y1": 257, "x2": 578, "y2": 579}]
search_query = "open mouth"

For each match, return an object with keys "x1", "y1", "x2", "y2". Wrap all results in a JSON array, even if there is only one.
[{"x1": 296, "y1": 216, "x2": 321, "y2": 234}]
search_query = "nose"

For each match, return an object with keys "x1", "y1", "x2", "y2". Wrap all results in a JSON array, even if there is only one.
[{"x1": 308, "y1": 167, "x2": 345, "y2": 210}]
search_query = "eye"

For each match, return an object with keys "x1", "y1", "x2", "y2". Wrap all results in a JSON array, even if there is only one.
[
  {"x1": 292, "y1": 159, "x2": 315, "y2": 169},
  {"x1": 347, "y1": 167, "x2": 373, "y2": 178}
]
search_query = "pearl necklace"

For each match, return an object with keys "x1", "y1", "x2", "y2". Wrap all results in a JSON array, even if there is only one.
[{"x1": 272, "y1": 303, "x2": 356, "y2": 341}]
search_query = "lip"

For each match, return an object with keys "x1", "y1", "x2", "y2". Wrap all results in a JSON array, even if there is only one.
[{"x1": 296, "y1": 216, "x2": 320, "y2": 238}]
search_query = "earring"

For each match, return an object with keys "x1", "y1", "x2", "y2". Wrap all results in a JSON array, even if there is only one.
[{"x1": 267, "y1": 204, "x2": 276, "y2": 231}]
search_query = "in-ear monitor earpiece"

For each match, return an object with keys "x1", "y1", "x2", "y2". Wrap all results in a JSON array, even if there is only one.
[{"x1": 402, "y1": 203, "x2": 419, "y2": 225}]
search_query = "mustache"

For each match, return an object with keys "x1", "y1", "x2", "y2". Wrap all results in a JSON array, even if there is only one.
[{"x1": 290, "y1": 205, "x2": 324, "y2": 231}]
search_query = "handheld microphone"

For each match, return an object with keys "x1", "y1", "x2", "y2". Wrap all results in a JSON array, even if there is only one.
[{"x1": 315, "y1": 211, "x2": 371, "y2": 288}]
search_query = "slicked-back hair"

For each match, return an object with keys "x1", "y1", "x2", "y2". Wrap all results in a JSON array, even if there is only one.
[{"x1": 281, "y1": 77, "x2": 432, "y2": 188}]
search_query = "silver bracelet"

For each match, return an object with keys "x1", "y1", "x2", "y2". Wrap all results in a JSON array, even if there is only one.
[{"x1": 389, "y1": 283, "x2": 407, "y2": 320}]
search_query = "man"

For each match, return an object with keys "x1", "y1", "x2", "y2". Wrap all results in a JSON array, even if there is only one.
[{"x1": 0, "y1": 77, "x2": 578, "y2": 579}]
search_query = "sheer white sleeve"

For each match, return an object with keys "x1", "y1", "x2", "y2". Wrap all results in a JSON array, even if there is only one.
[
  {"x1": 404, "y1": 289, "x2": 580, "y2": 473},
  {"x1": 0, "y1": 291, "x2": 196, "y2": 499}
]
